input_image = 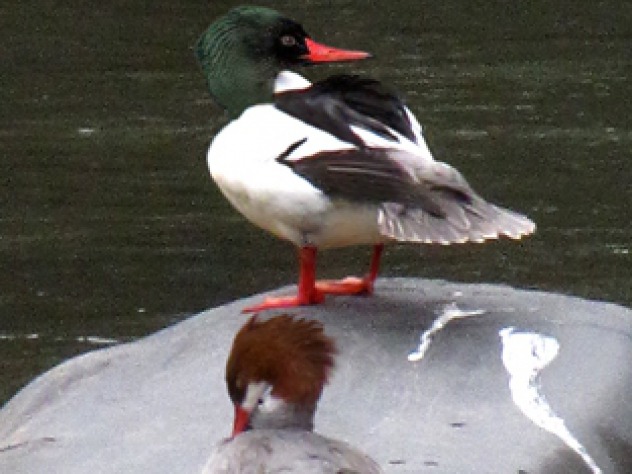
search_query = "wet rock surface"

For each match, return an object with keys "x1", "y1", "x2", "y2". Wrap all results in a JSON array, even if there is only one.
[{"x1": 1, "y1": 279, "x2": 631, "y2": 473}]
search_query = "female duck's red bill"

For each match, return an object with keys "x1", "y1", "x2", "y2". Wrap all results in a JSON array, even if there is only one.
[
  {"x1": 232, "y1": 405, "x2": 251, "y2": 437},
  {"x1": 302, "y1": 37, "x2": 372, "y2": 63}
]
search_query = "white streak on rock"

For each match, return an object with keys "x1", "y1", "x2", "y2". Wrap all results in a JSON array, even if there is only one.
[
  {"x1": 499, "y1": 327, "x2": 602, "y2": 474},
  {"x1": 408, "y1": 303, "x2": 486, "y2": 362}
]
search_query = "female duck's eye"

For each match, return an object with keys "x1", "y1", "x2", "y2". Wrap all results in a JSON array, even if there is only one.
[
  {"x1": 280, "y1": 35, "x2": 297, "y2": 47},
  {"x1": 258, "y1": 398, "x2": 264, "y2": 405}
]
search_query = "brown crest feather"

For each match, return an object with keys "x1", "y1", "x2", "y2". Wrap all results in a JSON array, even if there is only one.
[{"x1": 226, "y1": 314, "x2": 337, "y2": 407}]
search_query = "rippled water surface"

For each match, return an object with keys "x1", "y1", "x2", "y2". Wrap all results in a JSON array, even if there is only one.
[{"x1": 2, "y1": 1, "x2": 631, "y2": 404}]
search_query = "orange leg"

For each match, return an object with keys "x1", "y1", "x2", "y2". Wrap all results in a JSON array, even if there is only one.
[
  {"x1": 242, "y1": 246, "x2": 323, "y2": 313},
  {"x1": 242, "y1": 244, "x2": 383, "y2": 313}
]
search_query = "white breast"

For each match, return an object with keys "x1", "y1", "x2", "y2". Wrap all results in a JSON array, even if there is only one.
[{"x1": 207, "y1": 105, "x2": 383, "y2": 248}]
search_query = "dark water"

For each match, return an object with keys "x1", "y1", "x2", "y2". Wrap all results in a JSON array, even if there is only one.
[{"x1": 2, "y1": 0, "x2": 630, "y2": 405}]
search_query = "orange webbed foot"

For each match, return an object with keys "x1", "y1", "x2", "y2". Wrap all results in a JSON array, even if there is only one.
[
  {"x1": 242, "y1": 292, "x2": 325, "y2": 313},
  {"x1": 315, "y1": 275, "x2": 375, "y2": 296}
]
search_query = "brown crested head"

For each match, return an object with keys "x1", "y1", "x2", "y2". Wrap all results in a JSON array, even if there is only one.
[{"x1": 226, "y1": 314, "x2": 336, "y2": 408}]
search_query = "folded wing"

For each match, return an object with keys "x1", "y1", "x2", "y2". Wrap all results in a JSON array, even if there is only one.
[{"x1": 275, "y1": 73, "x2": 535, "y2": 245}]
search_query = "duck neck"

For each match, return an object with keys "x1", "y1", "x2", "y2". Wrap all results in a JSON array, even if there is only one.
[
  {"x1": 250, "y1": 401, "x2": 316, "y2": 431},
  {"x1": 195, "y1": 25, "x2": 278, "y2": 118}
]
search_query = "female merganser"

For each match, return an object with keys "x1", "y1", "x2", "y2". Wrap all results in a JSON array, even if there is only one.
[
  {"x1": 195, "y1": 6, "x2": 536, "y2": 312},
  {"x1": 201, "y1": 314, "x2": 383, "y2": 473}
]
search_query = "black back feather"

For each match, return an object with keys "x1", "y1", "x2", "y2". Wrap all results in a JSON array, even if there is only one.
[{"x1": 275, "y1": 75, "x2": 417, "y2": 147}]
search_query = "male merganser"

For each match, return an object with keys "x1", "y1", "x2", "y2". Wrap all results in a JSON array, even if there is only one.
[
  {"x1": 201, "y1": 314, "x2": 383, "y2": 473},
  {"x1": 195, "y1": 6, "x2": 536, "y2": 312}
]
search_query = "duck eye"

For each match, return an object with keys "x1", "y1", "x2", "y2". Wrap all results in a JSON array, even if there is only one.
[
  {"x1": 280, "y1": 35, "x2": 297, "y2": 47},
  {"x1": 257, "y1": 398, "x2": 264, "y2": 405}
]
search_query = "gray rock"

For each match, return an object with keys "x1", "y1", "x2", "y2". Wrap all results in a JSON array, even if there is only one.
[{"x1": 1, "y1": 279, "x2": 631, "y2": 473}]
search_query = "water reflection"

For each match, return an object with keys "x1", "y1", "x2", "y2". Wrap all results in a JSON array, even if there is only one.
[{"x1": 2, "y1": 0, "x2": 630, "y2": 404}]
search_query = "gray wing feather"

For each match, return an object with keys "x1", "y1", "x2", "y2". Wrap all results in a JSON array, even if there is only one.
[
  {"x1": 376, "y1": 155, "x2": 536, "y2": 243},
  {"x1": 280, "y1": 145, "x2": 535, "y2": 244}
]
